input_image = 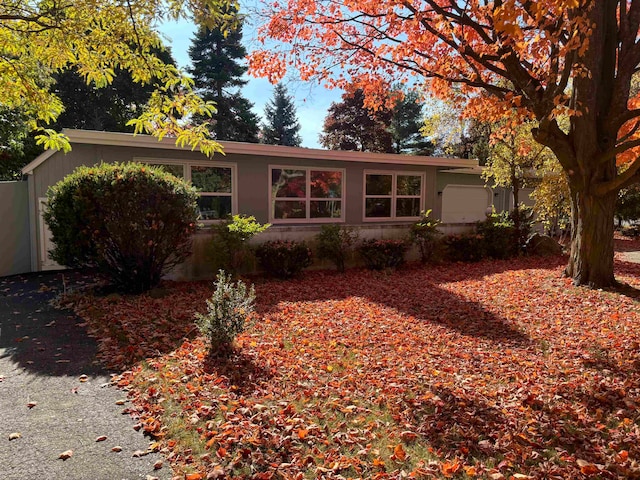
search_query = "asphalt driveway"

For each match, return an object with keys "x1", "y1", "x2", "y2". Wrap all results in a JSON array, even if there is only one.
[{"x1": 0, "y1": 271, "x2": 171, "y2": 480}]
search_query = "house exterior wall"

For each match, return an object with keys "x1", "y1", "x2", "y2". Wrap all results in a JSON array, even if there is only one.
[
  {"x1": 0, "y1": 181, "x2": 31, "y2": 276},
  {"x1": 27, "y1": 142, "x2": 492, "y2": 277}
]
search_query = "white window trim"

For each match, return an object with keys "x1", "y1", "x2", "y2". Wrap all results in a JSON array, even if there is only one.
[
  {"x1": 363, "y1": 170, "x2": 425, "y2": 222},
  {"x1": 134, "y1": 157, "x2": 238, "y2": 223},
  {"x1": 268, "y1": 165, "x2": 346, "y2": 224}
]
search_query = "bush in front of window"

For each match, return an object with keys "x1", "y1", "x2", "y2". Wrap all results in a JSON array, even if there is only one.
[
  {"x1": 357, "y1": 239, "x2": 408, "y2": 270},
  {"x1": 44, "y1": 162, "x2": 198, "y2": 293},
  {"x1": 255, "y1": 240, "x2": 312, "y2": 278},
  {"x1": 211, "y1": 215, "x2": 270, "y2": 275},
  {"x1": 315, "y1": 224, "x2": 358, "y2": 273},
  {"x1": 409, "y1": 209, "x2": 442, "y2": 263},
  {"x1": 195, "y1": 270, "x2": 256, "y2": 355}
]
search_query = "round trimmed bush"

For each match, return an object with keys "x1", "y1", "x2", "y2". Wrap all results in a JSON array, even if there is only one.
[{"x1": 44, "y1": 162, "x2": 198, "y2": 293}]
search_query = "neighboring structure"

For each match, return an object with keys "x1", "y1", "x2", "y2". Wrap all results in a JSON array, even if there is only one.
[{"x1": 3, "y1": 129, "x2": 506, "y2": 278}]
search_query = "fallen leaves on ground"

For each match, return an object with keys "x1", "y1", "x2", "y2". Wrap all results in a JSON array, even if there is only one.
[
  {"x1": 69, "y1": 249, "x2": 640, "y2": 479},
  {"x1": 58, "y1": 450, "x2": 73, "y2": 460}
]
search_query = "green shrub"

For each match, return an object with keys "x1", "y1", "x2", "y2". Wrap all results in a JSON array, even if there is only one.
[
  {"x1": 255, "y1": 240, "x2": 312, "y2": 278},
  {"x1": 358, "y1": 239, "x2": 408, "y2": 270},
  {"x1": 409, "y1": 209, "x2": 442, "y2": 263},
  {"x1": 315, "y1": 224, "x2": 358, "y2": 272},
  {"x1": 442, "y1": 234, "x2": 486, "y2": 262},
  {"x1": 211, "y1": 215, "x2": 270, "y2": 274},
  {"x1": 476, "y1": 211, "x2": 518, "y2": 259},
  {"x1": 195, "y1": 271, "x2": 256, "y2": 354},
  {"x1": 44, "y1": 162, "x2": 198, "y2": 293}
]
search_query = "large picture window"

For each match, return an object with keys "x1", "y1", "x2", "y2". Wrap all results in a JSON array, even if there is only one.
[
  {"x1": 270, "y1": 166, "x2": 344, "y2": 222},
  {"x1": 364, "y1": 171, "x2": 424, "y2": 220},
  {"x1": 142, "y1": 160, "x2": 236, "y2": 222}
]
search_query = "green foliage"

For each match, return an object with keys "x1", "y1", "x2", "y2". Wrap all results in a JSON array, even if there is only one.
[
  {"x1": 475, "y1": 211, "x2": 518, "y2": 259},
  {"x1": 616, "y1": 186, "x2": 640, "y2": 226},
  {"x1": 52, "y1": 47, "x2": 176, "y2": 132},
  {"x1": 0, "y1": 109, "x2": 43, "y2": 180},
  {"x1": 44, "y1": 162, "x2": 198, "y2": 293},
  {"x1": 510, "y1": 205, "x2": 535, "y2": 250},
  {"x1": 442, "y1": 234, "x2": 486, "y2": 262},
  {"x1": 261, "y1": 84, "x2": 302, "y2": 146},
  {"x1": 256, "y1": 240, "x2": 312, "y2": 278},
  {"x1": 315, "y1": 224, "x2": 358, "y2": 272},
  {"x1": 357, "y1": 239, "x2": 408, "y2": 270},
  {"x1": 211, "y1": 215, "x2": 270, "y2": 274},
  {"x1": 409, "y1": 210, "x2": 442, "y2": 263},
  {"x1": 195, "y1": 270, "x2": 256, "y2": 353},
  {"x1": 188, "y1": 8, "x2": 260, "y2": 142},
  {"x1": 0, "y1": 0, "x2": 231, "y2": 154},
  {"x1": 388, "y1": 87, "x2": 433, "y2": 155}
]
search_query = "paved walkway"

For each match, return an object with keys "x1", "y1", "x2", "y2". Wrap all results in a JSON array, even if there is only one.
[{"x1": 0, "y1": 272, "x2": 171, "y2": 480}]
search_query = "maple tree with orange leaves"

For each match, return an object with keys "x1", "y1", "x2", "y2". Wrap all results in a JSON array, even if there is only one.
[{"x1": 249, "y1": 0, "x2": 640, "y2": 288}]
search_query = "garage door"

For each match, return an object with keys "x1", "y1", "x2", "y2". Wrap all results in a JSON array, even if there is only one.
[
  {"x1": 38, "y1": 198, "x2": 62, "y2": 270},
  {"x1": 441, "y1": 185, "x2": 493, "y2": 223}
]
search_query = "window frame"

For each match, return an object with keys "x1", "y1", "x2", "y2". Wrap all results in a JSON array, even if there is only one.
[
  {"x1": 363, "y1": 170, "x2": 425, "y2": 222},
  {"x1": 268, "y1": 165, "x2": 346, "y2": 224},
  {"x1": 135, "y1": 157, "x2": 237, "y2": 224}
]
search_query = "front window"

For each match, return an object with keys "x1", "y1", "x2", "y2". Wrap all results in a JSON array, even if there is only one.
[
  {"x1": 364, "y1": 171, "x2": 424, "y2": 220},
  {"x1": 145, "y1": 161, "x2": 235, "y2": 222},
  {"x1": 191, "y1": 166, "x2": 233, "y2": 220},
  {"x1": 270, "y1": 167, "x2": 344, "y2": 222}
]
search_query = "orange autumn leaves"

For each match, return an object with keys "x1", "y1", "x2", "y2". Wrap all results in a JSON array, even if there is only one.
[{"x1": 71, "y1": 244, "x2": 640, "y2": 478}]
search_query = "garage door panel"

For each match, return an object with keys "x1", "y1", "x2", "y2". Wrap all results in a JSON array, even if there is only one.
[{"x1": 442, "y1": 185, "x2": 492, "y2": 223}]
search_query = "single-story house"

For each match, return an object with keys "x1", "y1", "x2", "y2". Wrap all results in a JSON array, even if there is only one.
[{"x1": 1, "y1": 129, "x2": 513, "y2": 278}]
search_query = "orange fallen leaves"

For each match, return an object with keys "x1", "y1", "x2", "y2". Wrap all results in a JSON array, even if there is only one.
[{"x1": 69, "y1": 248, "x2": 640, "y2": 479}]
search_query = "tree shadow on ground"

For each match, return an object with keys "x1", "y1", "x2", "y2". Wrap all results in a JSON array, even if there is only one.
[
  {"x1": 0, "y1": 271, "x2": 106, "y2": 377},
  {"x1": 253, "y1": 257, "x2": 568, "y2": 348},
  {"x1": 202, "y1": 350, "x2": 273, "y2": 396},
  {"x1": 401, "y1": 377, "x2": 639, "y2": 478}
]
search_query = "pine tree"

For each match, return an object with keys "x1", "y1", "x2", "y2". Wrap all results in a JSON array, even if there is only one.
[
  {"x1": 261, "y1": 84, "x2": 301, "y2": 146},
  {"x1": 188, "y1": 11, "x2": 260, "y2": 143},
  {"x1": 53, "y1": 48, "x2": 176, "y2": 132},
  {"x1": 389, "y1": 89, "x2": 433, "y2": 155}
]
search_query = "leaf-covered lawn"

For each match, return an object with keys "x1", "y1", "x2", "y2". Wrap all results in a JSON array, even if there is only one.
[{"x1": 70, "y1": 245, "x2": 640, "y2": 479}]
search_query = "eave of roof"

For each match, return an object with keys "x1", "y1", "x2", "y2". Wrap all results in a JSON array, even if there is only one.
[{"x1": 22, "y1": 129, "x2": 478, "y2": 174}]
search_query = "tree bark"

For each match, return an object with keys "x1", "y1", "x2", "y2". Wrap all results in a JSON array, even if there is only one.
[{"x1": 565, "y1": 184, "x2": 617, "y2": 288}]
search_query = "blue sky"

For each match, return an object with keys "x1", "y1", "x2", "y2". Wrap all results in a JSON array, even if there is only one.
[{"x1": 158, "y1": 14, "x2": 341, "y2": 149}]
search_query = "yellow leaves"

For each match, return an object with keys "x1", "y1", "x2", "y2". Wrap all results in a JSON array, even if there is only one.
[
  {"x1": 0, "y1": 0, "x2": 231, "y2": 157},
  {"x1": 35, "y1": 130, "x2": 72, "y2": 153}
]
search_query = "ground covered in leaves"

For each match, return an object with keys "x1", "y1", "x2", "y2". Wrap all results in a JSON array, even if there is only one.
[{"x1": 67, "y1": 239, "x2": 640, "y2": 479}]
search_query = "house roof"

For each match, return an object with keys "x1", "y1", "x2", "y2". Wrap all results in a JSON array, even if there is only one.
[{"x1": 22, "y1": 129, "x2": 479, "y2": 175}]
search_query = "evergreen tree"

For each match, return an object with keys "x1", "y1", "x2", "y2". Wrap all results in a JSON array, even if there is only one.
[
  {"x1": 0, "y1": 108, "x2": 42, "y2": 180},
  {"x1": 261, "y1": 84, "x2": 301, "y2": 146},
  {"x1": 52, "y1": 48, "x2": 176, "y2": 132},
  {"x1": 188, "y1": 11, "x2": 260, "y2": 143},
  {"x1": 389, "y1": 89, "x2": 433, "y2": 155},
  {"x1": 320, "y1": 89, "x2": 393, "y2": 153}
]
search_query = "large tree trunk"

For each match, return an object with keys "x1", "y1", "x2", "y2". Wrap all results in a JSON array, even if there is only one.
[{"x1": 565, "y1": 185, "x2": 617, "y2": 288}]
